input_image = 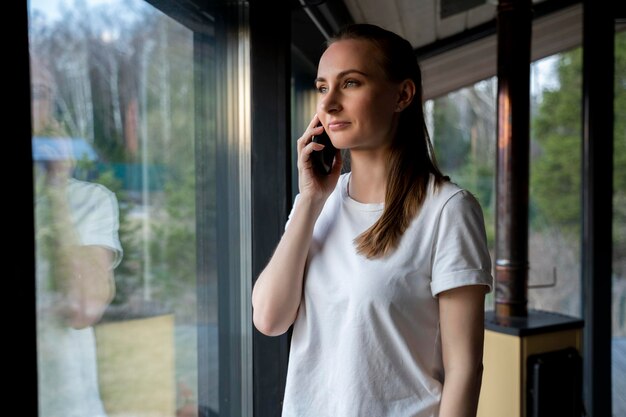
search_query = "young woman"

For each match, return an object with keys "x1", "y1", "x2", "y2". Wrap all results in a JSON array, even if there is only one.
[{"x1": 252, "y1": 24, "x2": 493, "y2": 417}]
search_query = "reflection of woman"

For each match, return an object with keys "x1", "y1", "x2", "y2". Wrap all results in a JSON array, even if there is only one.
[
  {"x1": 33, "y1": 57, "x2": 123, "y2": 417},
  {"x1": 36, "y1": 161, "x2": 123, "y2": 417},
  {"x1": 252, "y1": 24, "x2": 493, "y2": 417}
]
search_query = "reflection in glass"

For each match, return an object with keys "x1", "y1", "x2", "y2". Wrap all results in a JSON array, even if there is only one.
[
  {"x1": 33, "y1": 58, "x2": 123, "y2": 417},
  {"x1": 29, "y1": 1, "x2": 217, "y2": 416}
]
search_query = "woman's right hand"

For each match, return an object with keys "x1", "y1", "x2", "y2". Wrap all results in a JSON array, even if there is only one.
[
  {"x1": 297, "y1": 114, "x2": 342, "y2": 205},
  {"x1": 253, "y1": 114, "x2": 341, "y2": 336}
]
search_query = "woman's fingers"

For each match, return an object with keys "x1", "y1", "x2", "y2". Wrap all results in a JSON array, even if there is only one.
[
  {"x1": 295, "y1": 115, "x2": 341, "y2": 200},
  {"x1": 301, "y1": 142, "x2": 325, "y2": 162},
  {"x1": 298, "y1": 142, "x2": 325, "y2": 172},
  {"x1": 297, "y1": 115, "x2": 325, "y2": 170},
  {"x1": 297, "y1": 125, "x2": 324, "y2": 154},
  {"x1": 307, "y1": 113, "x2": 321, "y2": 129}
]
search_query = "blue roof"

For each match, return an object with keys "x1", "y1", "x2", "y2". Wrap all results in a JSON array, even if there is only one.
[{"x1": 32, "y1": 137, "x2": 99, "y2": 162}]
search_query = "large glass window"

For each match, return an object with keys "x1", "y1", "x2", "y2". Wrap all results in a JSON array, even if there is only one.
[
  {"x1": 427, "y1": 50, "x2": 583, "y2": 316},
  {"x1": 29, "y1": 1, "x2": 250, "y2": 416},
  {"x1": 426, "y1": 31, "x2": 626, "y2": 414},
  {"x1": 426, "y1": 79, "x2": 497, "y2": 307},
  {"x1": 528, "y1": 51, "x2": 582, "y2": 318},
  {"x1": 426, "y1": 82, "x2": 497, "y2": 232}
]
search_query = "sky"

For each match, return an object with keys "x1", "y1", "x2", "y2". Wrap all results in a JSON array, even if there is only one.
[
  {"x1": 532, "y1": 55, "x2": 559, "y2": 97},
  {"x1": 29, "y1": 0, "x2": 122, "y2": 22}
]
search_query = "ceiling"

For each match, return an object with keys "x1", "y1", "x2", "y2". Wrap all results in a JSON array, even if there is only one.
[
  {"x1": 291, "y1": 0, "x2": 624, "y2": 99},
  {"x1": 291, "y1": 0, "x2": 560, "y2": 61},
  {"x1": 341, "y1": 0, "x2": 547, "y2": 50}
]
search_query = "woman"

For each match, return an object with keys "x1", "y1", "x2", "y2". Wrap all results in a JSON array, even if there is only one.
[{"x1": 252, "y1": 23, "x2": 493, "y2": 417}]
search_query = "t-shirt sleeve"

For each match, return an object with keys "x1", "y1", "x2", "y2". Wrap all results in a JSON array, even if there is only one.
[
  {"x1": 430, "y1": 190, "x2": 493, "y2": 297},
  {"x1": 75, "y1": 186, "x2": 124, "y2": 269},
  {"x1": 284, "y1": 194, "x2": 301, "y2": 231}
]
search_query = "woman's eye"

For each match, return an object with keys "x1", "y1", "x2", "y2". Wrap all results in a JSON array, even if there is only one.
[
  {"x1": 344, "y1": 80, "x2": 359, "y2": 88},
  {"x1": 316, "y1": 85, "x2": 328, "y2": 93}
]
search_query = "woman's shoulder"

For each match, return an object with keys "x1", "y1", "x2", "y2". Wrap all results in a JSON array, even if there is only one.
[
  {"x1": 427, "y1": 176, "x2": 482, "y2": 214},
  {"x1": 428, "y1": 175, "x2": 462, "y2": 201}
]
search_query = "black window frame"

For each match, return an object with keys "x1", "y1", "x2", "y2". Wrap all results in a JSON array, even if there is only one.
[{"x1": 17, "y1": 0, "x2": 38, "y2": 412}]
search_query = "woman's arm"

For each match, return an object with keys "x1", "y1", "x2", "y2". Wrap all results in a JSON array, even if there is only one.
[
  {"x1": 252, "y1": 115, "x2": 342, "y2": 337},
  {"x1": 53, "y1": 245, "x2": 116, "y2": 329},
  {"x1": 251, "y1": 196, "x2": 323, "y2": 336},
  {"x1": 438, "y1": 284, "x2": 487, "y2": 417}
]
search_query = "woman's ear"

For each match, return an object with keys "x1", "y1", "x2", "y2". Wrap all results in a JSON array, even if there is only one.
[{"x1": 395, "y1": 79, "x2": 416, "y2": 112}]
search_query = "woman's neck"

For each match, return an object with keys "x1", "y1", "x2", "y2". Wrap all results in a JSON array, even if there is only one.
[{"x1": 348, "y1": 149, "x2": 388, "y2": 204}]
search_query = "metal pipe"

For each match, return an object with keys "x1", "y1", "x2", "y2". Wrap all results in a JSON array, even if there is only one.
[
  {"x1": 298, "y1": 0, "x2": 330, "y2": 40},
  {"x1": 495, "y1": 0, "x2": 532, "y2": 318}
]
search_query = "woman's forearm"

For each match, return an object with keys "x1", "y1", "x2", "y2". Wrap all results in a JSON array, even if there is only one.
[
  {"x1": 438, "y1": 285, "x2": 487, "y2": 417},
  {"x1": 438, "y1": 364, "x2": 483, "y2": 417},
  {"x1": 251, "y1": 196, "x2": 324, "y2": 336}
]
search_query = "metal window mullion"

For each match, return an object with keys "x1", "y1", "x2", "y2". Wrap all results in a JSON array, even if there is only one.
[
  {"x1": 236, "y1": 3, "x2": 253, "y2": 417},
  {"x1": 215, "y1": 1, "x2": 252, "y2": 416}
]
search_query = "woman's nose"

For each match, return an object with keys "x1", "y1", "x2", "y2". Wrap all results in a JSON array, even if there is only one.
[{"x1": 319, "y1": 89, "x2": 342, "y2": 114}]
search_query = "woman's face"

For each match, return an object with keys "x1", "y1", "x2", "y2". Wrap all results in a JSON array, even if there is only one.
[{"x1": 315, "y1": 39, "x2": 402, "y2": 151}]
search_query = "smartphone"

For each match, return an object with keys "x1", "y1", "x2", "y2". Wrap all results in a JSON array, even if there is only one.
[{"x1": 311, "y1": 126, "x2": 337, "y2": 176}]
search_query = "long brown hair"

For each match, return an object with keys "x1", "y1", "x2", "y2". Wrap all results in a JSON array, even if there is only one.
[{"x1": 328, "y1": 24, "x2": 448, "y2": 258}]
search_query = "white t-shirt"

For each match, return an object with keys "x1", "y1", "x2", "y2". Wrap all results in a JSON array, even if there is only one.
[
  {"x1": 36, "y1": 178, "x2": 123, "y2": 417},
  {"x1": 282, "y1": 173, "x2": 493, "y2": 417}
]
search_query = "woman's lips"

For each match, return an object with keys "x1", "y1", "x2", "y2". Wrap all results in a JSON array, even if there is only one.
[{"x1": 328, "y1": 121, "x2": 350, "y2": 131}]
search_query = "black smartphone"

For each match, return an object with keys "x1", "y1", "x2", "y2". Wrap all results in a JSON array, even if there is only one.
[{"x1": 311, "y1": 126, "x2": 337, "y2": 176}]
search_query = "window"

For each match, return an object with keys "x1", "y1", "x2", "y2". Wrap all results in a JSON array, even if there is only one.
[
  {"x1": 426, "y1": 78, "x2": 497, "y2": 307},
  {"x1": 29, "y1": 1, "x2": 252, "y2": 416},
  {"x1": 528, "y1": 52, "x2": 582, "y2": 318},
  {"x1": 426, "y1": 50, "x2": 584, "y2": 317}
]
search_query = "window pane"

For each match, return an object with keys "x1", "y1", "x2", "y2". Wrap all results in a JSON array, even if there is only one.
[
  {"x1": 613, "y1": 28, "x2": 626, "y2": 417},
  {"x1": 29, "y1": 1, "x2": 220, "y2": 416},
  {"x1": 427, "y1": 51, "x2": 584, "y2": 317},
  {"x1": 528, "y1": 51, "x2": 582, "y2": 318},
  {"x1": 426, "y1": 79, "x2": 497, "y2": 308}
]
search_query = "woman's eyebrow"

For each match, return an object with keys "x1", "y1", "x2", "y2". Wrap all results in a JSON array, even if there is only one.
[{"x1": 314, "y1": 69, "x2": 369, "y2": 84}]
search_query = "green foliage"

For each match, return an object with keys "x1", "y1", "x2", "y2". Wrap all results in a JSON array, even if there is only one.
[
  {"x1": 433, "y1": 99, "x2": 471, "y2": 174},
  {"x1": 452, "y1": 157, "x2": 496, "y2": 248},
  {"x1": 530, "y1": 49, "x2": 582, "y2": 236},
  {"x1": 530, "y1": 132, "x2": 581, "y2": 233},
  {"x1": 148, "y1": 163, "x2": 197, "y2": 316},
  {"x1": 530, "y1": 32, "x2": 626, "y2": 246},
  {"x1": 431, "y1": 84, "x2": 497, "y2": 249}
]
